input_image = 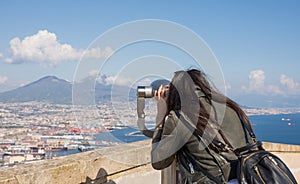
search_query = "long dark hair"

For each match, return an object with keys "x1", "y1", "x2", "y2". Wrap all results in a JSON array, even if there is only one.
[{"x1": 164, "y1": 69, "x2": 253, "y2": 140}]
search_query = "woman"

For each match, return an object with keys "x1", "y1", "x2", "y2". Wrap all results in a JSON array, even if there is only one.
[{"x1": 151, "y1": 69, "x2": 255, "y2": 183}]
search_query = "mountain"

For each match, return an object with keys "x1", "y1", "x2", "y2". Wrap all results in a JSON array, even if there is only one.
[
  {"x1": 0, "y1": 76, "x2": 136, "y2": 104},
  {"x1": 0, "y1": 76, "x2": 72, "y2": 104},
  {"x1": 1, "y1": 75, "x2": 299, "y2": 107}
]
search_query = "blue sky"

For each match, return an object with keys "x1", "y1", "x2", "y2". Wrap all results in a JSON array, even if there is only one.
[{"x1": 0, "y1": 0, "x2": 300, "y2": 106}]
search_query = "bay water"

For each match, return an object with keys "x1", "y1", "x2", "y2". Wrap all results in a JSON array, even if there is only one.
[
  {"x1": 107, "y1": 113, "x2": 300, "y2": 145},
  {"x1": 94, "y1": 113, "x2": 300, "y2": 146},
  {"x1": 249, "y1": 113, "x2": 300, "y2": 145},
  {"x1": 58, "y1": 113, "x2": 300, "y2": 156}
]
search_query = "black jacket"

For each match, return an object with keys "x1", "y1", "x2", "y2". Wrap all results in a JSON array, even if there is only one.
[{"x1": 151, "y1": 96, "x2": 254, "y2": 182}]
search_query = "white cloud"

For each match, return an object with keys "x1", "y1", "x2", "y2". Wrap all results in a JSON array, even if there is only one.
[
  {"x1": 242, "y1": 70, "x2": 283, "y2": 95},
  {"x1": 88, "y1": 70, "x2": 99, "y2": 77},
  {"x1": 84, "y1": 47, "x2": 113, "y2": 59},
  {"x1": 249, "y1": 70, "x2": 265, "y2": 92},
  {"x1": 266, "y1": 85, "x2": 282, "y2": 95},
  {"x1": 0, "y1": 76, "x2": 8, "y2": 84},
  {"x1": 5, "y1": 30, "x2": 112, "y2": 65},
  {"x1": 0, "y1": 53, "x2": 3, "y2": 58},
  {"x1": 95, "y1": 74, "x2": 132, "y2": 86},
  {"x1": 280, "y1": 75, "x2": 300, "y2": 93},
  {"x1": 105, "y1": 76, "x2": 132, "y2": 86}
]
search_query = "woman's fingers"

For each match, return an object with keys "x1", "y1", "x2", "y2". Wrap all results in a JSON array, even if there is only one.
[
  {"x1": 154, "y1": 85, "x2": 168, "y2": 102},
  {"x1": 157, "y1": 85, "x2": 163, "y2": 99}
]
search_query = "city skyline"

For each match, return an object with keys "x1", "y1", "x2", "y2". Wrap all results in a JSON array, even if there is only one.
[{"x1": 0, "y1": 1, "x2": 300, "y2": 107}]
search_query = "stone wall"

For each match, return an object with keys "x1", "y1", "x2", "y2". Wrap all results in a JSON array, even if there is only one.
[
  {"x1": 0, "y1": 140, "x2": 159, "y2": 184},
  {"x1": 0, "y1": 141, "x2": 299, "y2": 184}
]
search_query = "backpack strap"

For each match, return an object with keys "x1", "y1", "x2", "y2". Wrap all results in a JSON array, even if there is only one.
[
  {"x1": 234, "y1": 141, "x2": 263, "y2": 155},
  {"x1": 233, "y1": 115, "x2": 265, "y2": 154},
  {"x1": 238, "y1": 115, "x2": 257, "y2": 143}
]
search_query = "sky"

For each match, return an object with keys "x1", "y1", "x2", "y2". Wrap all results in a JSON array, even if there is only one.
[{"x1": 0, "y1": 0, "x2": 300, "y2": 106}]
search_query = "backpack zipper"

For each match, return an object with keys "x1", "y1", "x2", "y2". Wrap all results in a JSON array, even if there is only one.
[
  {"x1": 189, "y1": 162, "x2": 195, "y2": 174},
  {"x1": 240, "y1": 151, "x2": 260, "y2": 183},
  {"x1": 267, "y1": 156, "x2": 294, "y2": 184},
  {"x1": 254, "y1": 166, "x2": 266, "y2": 184}
]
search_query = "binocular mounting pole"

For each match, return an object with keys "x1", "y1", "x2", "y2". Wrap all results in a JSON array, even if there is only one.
[
  {"x1": 137, "y1": 97, "x2": 154, "y2": 138},
  {"x1": 137, "y1": 97, "x2": 177, "y2": 184}
]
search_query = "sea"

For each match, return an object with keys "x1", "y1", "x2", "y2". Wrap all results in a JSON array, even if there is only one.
[
  {"x1": 57, "y1": 113, "x2": 300, "y2": 156},
  {"x1": 249, "y1": 113, "x2": 300, "y2": 145}
]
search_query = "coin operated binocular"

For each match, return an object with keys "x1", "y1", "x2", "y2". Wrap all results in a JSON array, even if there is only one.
[{"x1": 136, "y1": 79, "x2": 169, "y2": 138}]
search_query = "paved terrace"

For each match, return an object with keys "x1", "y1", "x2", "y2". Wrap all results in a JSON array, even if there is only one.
[{"x1": 0, "y1": 140, "x2": 299, "y2": 184}]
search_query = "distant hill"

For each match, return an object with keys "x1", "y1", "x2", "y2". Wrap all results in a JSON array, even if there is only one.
[
  {"x1": 1, "y1": 75, "x2": 299, "y2": 107},
  {"x1": 233, "y1": 94, "x2": 300, "y2": 108},
  {"x1": 0, "y1": 76, "x2": 72, "y2": 104},
  {"x1": 0, "y1": 76, "x2": 136, "y2": 104}
]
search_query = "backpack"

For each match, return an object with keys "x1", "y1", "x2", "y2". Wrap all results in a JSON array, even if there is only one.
[
  {"x1": 176, "y1": 112, "x2": 297, "y2": 184},
  {"x1": 234, "y1": 119, "x2": 297, "y2": 184},
  {"x1": 237, "y1": 147, "x2": 297, "y2": 184}
]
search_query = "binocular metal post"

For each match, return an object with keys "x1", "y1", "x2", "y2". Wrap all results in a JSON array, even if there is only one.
[
  {"x1": 136, "y1": 81, "x2": 177, "y2": 184},
  {"x1": 161, "y1": 160, "x2": 177, "y2": 184}
]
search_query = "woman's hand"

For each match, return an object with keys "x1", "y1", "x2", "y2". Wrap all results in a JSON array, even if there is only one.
[
  {"x1": 155, "y1": 85, "x2": 169, "y2": 100},
  {"x1": 154, "y1": 85, "x2": 169, "y2": 125}
]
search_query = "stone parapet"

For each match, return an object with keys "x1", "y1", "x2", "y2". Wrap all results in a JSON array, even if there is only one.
[
  {"x1": 263, "y1": 141, "x2": 300, "y2": 152},
  {"x1": 0, "y1": 140, "x2": 158, "y2": 184},
  {"x1": 0, "y1": 140, "x2": 299, "y2": 184}
]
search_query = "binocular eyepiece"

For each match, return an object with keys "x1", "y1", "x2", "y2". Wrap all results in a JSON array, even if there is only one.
[
  {"x1": 137, "y1": 86, "x2": 155, "y2": 98},
  {"x1": 136, "y1": 79, "x2": 169, "y2": 138},
  {"x1": 137, "y1": 79, "x2": 170, "y2": 98}
]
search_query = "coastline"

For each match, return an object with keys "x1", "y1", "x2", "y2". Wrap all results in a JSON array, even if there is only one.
[{"x1": 243, "y1": 107, "x2": 300, "y2": 116}]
